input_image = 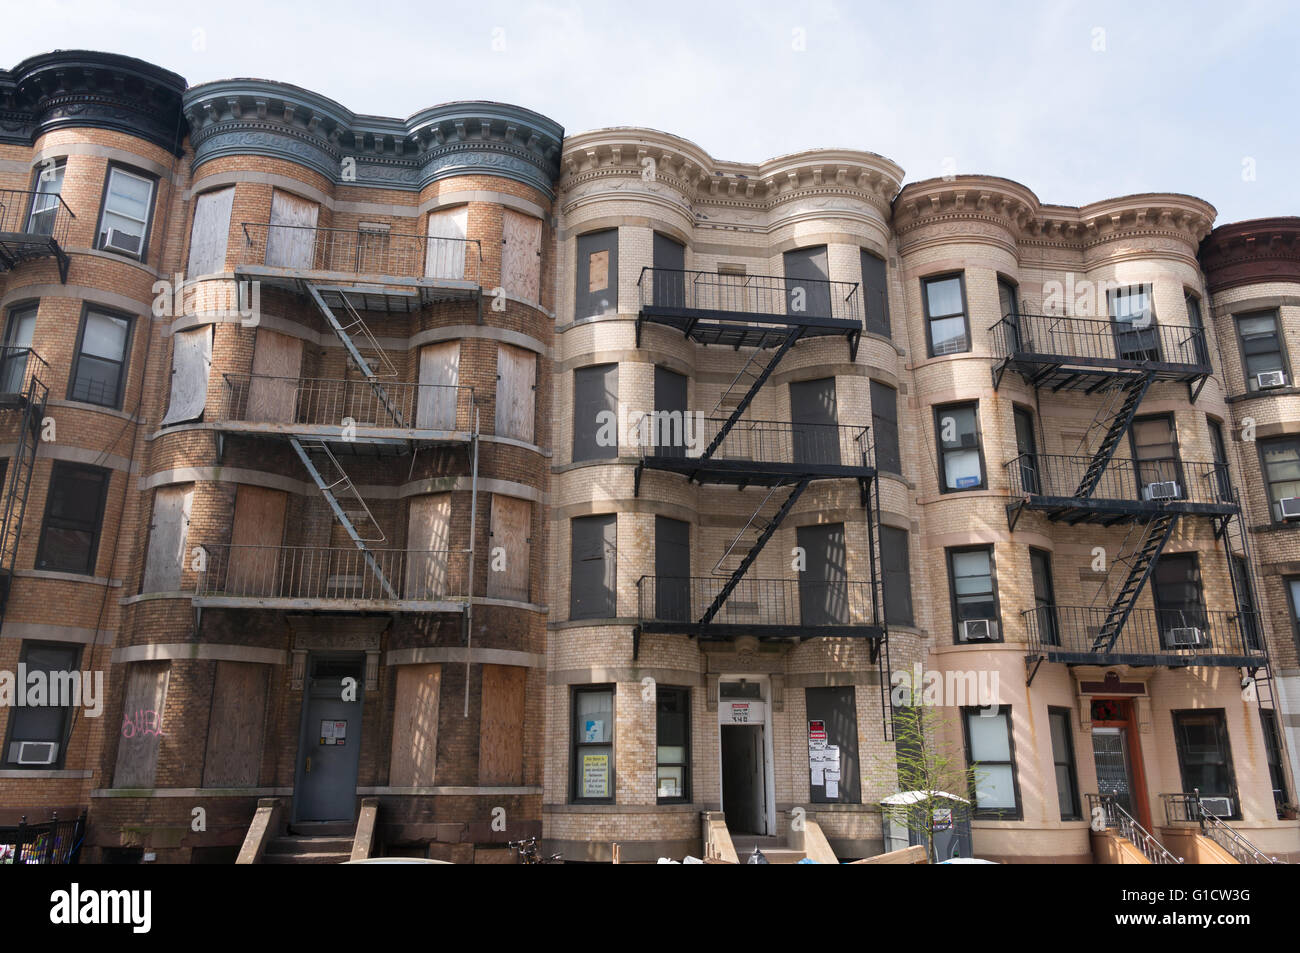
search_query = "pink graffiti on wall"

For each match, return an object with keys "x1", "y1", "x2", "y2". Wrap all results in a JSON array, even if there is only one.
[{"x1": 122, "y1": 709, "x2": 165, "y2": 738}]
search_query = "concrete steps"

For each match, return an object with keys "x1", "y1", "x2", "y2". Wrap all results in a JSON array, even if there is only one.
[
  {"x1": 731, "y1": 835, "x2": 807, "y2": 864},
  {"x1": 264, "y1": 834, "x2": 353, "y2": 864}
]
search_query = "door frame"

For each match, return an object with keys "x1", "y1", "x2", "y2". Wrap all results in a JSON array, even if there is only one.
[
  {"x1": 1091, "y1": 699, "x2": 1151, "y2": 832},
  {"x1": 716, "y1": 673, "x2": 775, "y2": 837},
  {"x1": 292, "y1": 651, "x2": 365, "y2": 825}
]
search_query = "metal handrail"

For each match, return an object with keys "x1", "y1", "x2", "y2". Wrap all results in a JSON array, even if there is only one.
[
  {"x1": 1003, "y1": 452, "x2": 1233, "y2": 506},
  {"x1": 219, "y1": 373, "x2": 476, "y2": 433},
  {"x1": 636, "y1": 574, "x2": 878, "y2": 628},
  {"x1": 1163, "y1": 791, "x2": 1287, "y2": 864},
  {"x1": 0, "y1": 187, "x2": 76, "y2": 242},
  {"x1": 1025, "y1": 604, "x2": 1264, "y2": 660},
  {"x1": 637, "y1": 266, "x2": 862, "y2": 324},
  {"x1": 0, "y1": 347, "x2": 49, "y2": 399},
  {"x1": 237, "y1": 221, "x2": 484, "y2": 284},
  {"x1": 989, "y1": 311, "x2": 1209, "y2": 367},
  {"x1": 1088, "y1": 792, "x2": 1183, "y2": 864},
  {"x1": 638, "y1": 416, "x2": 872, "y2": 468}
]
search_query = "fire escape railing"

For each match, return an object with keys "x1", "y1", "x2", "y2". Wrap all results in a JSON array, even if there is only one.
[
  {"x1": 1025, "y1": 605, "x2": 1264, "y2": 664},
  {"x1": 1162, "y1": 791, "x2": 1288, "y2": 864},
  {"x1": 990, "y1": 312, "x2": 1210, "y2": 368},
  {"x1": 639, "y1": 418, "x2": 871, "y2": 469},
  {"x1": 1087, "y1": 793, "x2": 1183, "y2": 864},
  {"x1": 1004, "y1": 454, "x2": 1232, "y2": 506},
  {"x1": 636, "y1": 576, "x2": 878, "y2": 631},
  {"x1": 0, "y1": 188, "x2": 75, "y2": 282},
  {"x1": 220, "y1": 374, "x2": 476, "y2": 434},
  {"x1": 237, "y1": 222, "x2": 483, "y2": 285},
  {"x1": 637, "y1": 266, "x2": 862, "y2": 324}
]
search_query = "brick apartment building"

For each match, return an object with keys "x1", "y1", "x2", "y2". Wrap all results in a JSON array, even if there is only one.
[{"x1": 0, "y1": 49, "x2": 1296, "y2": 864}]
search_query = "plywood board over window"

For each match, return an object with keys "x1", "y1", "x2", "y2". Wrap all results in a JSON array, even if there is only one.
[
  {"x1": 227, "y1": 485, "x2": 287, "y2": 597},
  {"x1": 113, "y1": 662, "x2": 170, "y2": 788},
  {"x1": 487, "y1": 495, "x2": 531, "y2": 601},
  {"x1": 416, "y1": 341, "x2": 460, "y2": 430},
  {"x1": 426, "y1": 206, "x2": 468, "y2": 280},
  {"x1": 479, "y1": 665, "x2": 526, "y2": 785},
  {"x1": 405, "y1": 493, "x2": 452, "y2": 599},
  {"x1": 264, "y1": 190, "x2": 319, "y2": 269},
  {"x1": 187, "y1": 187, "x2": 235, "y2": 277},
  {"x1": 495, "y1": 344, "x2": 535, "y2": 442},
  {"x1": 142, "y1": 484, "x2": 193, "y2": 593},
  {"x1": 502, "y1": 209, "x2": 542, "y2": 302},
  {"x1": 246, "y1": 329, "x2": 303, "y2": 423},
  {"x1": 390, "y1": 664, "x2": 441, "y2": 786},
  {"x1": 160, "y1": 325, "x2": 213, "y2": 425},
  {"x1": 202, "y1": 661, "x2": 268, "y2": 787}
]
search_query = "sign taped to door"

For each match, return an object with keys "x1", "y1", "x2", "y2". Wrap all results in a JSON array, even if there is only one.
[{"x1": 320, "y1": 719, "x2": 347, "y2": 745}]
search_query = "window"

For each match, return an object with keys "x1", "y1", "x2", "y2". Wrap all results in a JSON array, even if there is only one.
[
  {"x1": 572, "y1": 363, "x2": 618, "y2": 462},
  {"x1": 1130, "y1": 414, "x2": 1183, "y2": 493},
  {"x1": 27, "y1": 160, "x2": 65, "y2": 236},
  {"x1": 571, "y1": 686, "x2": 614, "y2": 802},
  {"x1": 1185, "y1": 290, "x2": 1210, "y2": 365},
  {"x1": 784, "y1": 246, "x2": 832, "y2": 318},
  {"x1": 69, "y1": 307, "x2": 133, "y2": 408},
  {"x1": 570, "y1": 515, "x2": 616, "y2": 620},
  {"x1": 652, "y1": 232, "x2": 685, "y2": 309},
  {"x1": 656, "y1": 686, "x2": 690, "y2": 802},
  {"x1": 1288, "y1": 577, "x2": 1300, "y2": 647},
  {"x1": 652, "y1": 366, "x2": 688, "y2": 459},
  {"x1": 1259, "y1": 709, "x2": 1288, "y2": 818},
  {"x1": 96, "y1": 165, "x2": 156, "y2": 258},
  {"x1": 1235, "y1": 309, "x2": 1289, "y2": 391},
  {"x1": 789, "y1": 377, "x2": 839, "y2": 465},
  {"x1": 1048, "y1": 708, "x2": 1081, "y2": 821},
  {"x1": 1260, "y1": 436, "x2": 1300, "y2": 522},
  {"x1": 1, "y1": 302, "x2": 37, "y2": 396},
  {"x1": 495, "y1": 344, "x2": 536, "y2": 442},
  {"x1": 923, "y1": 274, "x2": 969, "y2": 356},
  {"x1": 2, "y1": 642, "x2": 80, "y2": 768},
  {"x1": 797, "y1": 523, "x2": 848, "y2": 625},
  {"x1": 1207, "y1": 417, "x2": 1231, "y2": 501},
  {"x1": 654, "y1": 515, "x2": 690, "y2": 622},
  {"x1": 1172, "y1": 710, "x2": 1239, "y2": 819},
  {"x1": 1109, "y1": 284, "x2": 1159, "y2": 362},
  {"x1": 1030, "y1": 548, "x2": 1059, "y2": 646},
  {"x1": 36, "y1": 462, "x2": 110, "y2": 575},
  {"x1": 1013, "y1": 405, "x2": 1039, "y2": 494},
  {"x1": 935, "y1": 402, "x2": 985, "y2": 492},
  {"x1": 1152, "y1": 553, "x2": 1207, "y2": 646},
  {"x1": 947, "y1": 546, "x2": 998, "y2": 642},
  {"x1": 806, "y1": 686, "x2": 861, "y2": 803},
  {"x1": 861, "y1": 249, "x2": 890, "y2": 337},
  {"x1": 1230, "y1": 554, "x2": 1262, "y2": 651},
  {"x1": 575, "y1": 229, "x2": 618, "y2": 319},
  {"x1": 963, "y1": 706, "x2": 1021, "y2": 818},
  {"x1": 998, "y1": 277, "x2": 1019, "y2": 320},
  {"x1": 881, "y1": 525, "x2": 913, "y2": 626},
  {"x1": 870, "y1": 381, "x2": 900, "y2": 474}
]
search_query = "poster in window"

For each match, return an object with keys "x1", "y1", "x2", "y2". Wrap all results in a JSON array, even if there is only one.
[
  {"x1": 583, "y1": 719, "x2": 604, "y2": 743},
  {"x1": 582, "y1": 753, "x2": 609, "y2": 798}
]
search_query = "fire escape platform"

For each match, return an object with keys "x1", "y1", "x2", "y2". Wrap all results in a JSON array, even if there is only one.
[
  {"x1": 1000, "y1": 356, "x2": 1208, "y2": 392},
  {"x1": 234, "y1": 266, "x2": 478, "y2": 309},
  {"x1": 1016, "y1": 495, "x2": 1236, "y2": 526},
  {"x1": 0, "y1": 231, "x2": 69, "y2": 280},
  {"x1": 191, "y1": 595, "x2": 466, "y2": 613},
  {"x1": 214, "y1": 421, "x2": 474, "y2": 453},
  {"x1": 639, "y1": 620, "x2": 885, "y2": 642},
  {"x1": 1032, "y1": 648, "x2": 1267, "y2": 669},
  {"x1": 638, "y1": 305, "x2": 863, "y2": 350},
  {"x1": 639, "y1": 454, "x2": 874, "y2": 487}
]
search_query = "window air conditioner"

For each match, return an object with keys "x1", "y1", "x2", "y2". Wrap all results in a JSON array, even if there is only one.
[
  {"x1": 1257, "y1": 370, "x2": 1287, "y2": 389},
  {"x1": 961, "y1": 619, "x2": 997, "y2": 642},
  {"x1": 1143, "y1": 481, "x2": 1181, "y2": 501},
  {"x1": 1280, "y1": 497, "x2": 1300, "y2": 520},
  {"x1": 959, "y1": 433, "x2": 978, "y2": 448},
  {"x1": 15, "y1": 741, "x2": 58, "y2": 765},
  {"x1": 103, "y1": 227, "x2": 142, "y2": 256},
  {"x1": 1199, "y1": 796, "x2": 1233, "y2": 818},
  {"x1": 1167, "y1": 626, "x2": 1206, "y2": 647}
]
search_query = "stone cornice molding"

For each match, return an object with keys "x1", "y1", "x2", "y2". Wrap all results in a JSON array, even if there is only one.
[
  {"x1": 183, "y1": 80, "x2": 563, "y2": 197},
  {"x1": 1200, "y1": 217, "x2": 1300, "y2": 292},
  {"x1": 0, "y1": 50, "x2": 187, "y2": 154}
]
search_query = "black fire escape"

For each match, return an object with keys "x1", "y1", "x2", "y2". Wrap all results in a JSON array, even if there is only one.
[
  {"x1": 0, "y1": 349, "x2": 48, "y2": 628},
  {"x1": 0, "y1": 187, "x2": 75, "y2": 283},
  {"x1": 992, "y1": 309, "x2": 1267, "y2": 676}
]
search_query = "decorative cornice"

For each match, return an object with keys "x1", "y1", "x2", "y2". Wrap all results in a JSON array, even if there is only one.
[
  {"x1": 1200, "y1": 217, "x2": 1300, "y2": 292},
  {"x1": 183, "y1": 80, "x2": 563, "y2": 197},
  {"x1": 0, "y1": 50, "x2": 187, "y2": 154}
]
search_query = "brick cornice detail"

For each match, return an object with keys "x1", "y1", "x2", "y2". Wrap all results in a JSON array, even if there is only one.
[{"x1": 1200, "y1": 217, "x2": 1300, "y2": 291}]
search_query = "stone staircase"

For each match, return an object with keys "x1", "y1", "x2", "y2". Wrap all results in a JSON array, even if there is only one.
[
  {"x1": 731, "y1": 835, "x2": 808, "y2": 864},
  {"x1": 263, "y1": 822, "x2": 353, "y2": 865}
]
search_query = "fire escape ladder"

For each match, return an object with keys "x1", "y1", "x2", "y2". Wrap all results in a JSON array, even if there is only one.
[
  {"x1": 290, "y1": 437, "x2": 397, "y2": 599},
  {"x1": 1073, "y1": 372, "x2": 1153, "y2": 498},
  {"x1": 699, "y1": 477, "x2": 810, "y2": 626},
  {"x1": 0, "y1": 375, "x2": 47, "y2": 619},
  {"x1": 1090, "y1": 511, "x2": 1179, "y2": 653},
  {"x1": 699, "y1": 327, "x2": 804, "y2": 464},
  {"x1": 305, "y1": 283, "x2": 404, "y2": 426}
]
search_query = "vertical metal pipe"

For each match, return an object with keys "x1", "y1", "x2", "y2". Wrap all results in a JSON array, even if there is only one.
[{"x1": 464, "y1": 406, "x2": 479, "y2": 718}]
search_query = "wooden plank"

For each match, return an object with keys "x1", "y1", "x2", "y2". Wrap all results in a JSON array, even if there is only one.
[
  {"x1": 501, "y1": 209, "x2": 541, "y2": 302},
  {"x1": 404, "y1": 494, "x2": 451, "y2": 599},
  {"x1": 426, "y1": 207, "x2": 468, "y2": 280},
  {"x1": 160, "y1": 325, "x2": 213, "y2": 425},
  {"x1": 494, "y1": 344, "x2": 535, "y2": 442},
  {"x1": 227, "y1": 485, "x2": 288, "y2": 597},
  {"x1": 202, "y1": 661, "x2": 268, "y2": 787},
  {"x1": 416, "y1": 341, "x2": 460, "y2": 430},
  {"x1": 588, "y1": 249, "x2": 609, "y2": 292},
  {"x1": 141, "y1": 484, "x2": 193, "y2": 593},
  {"x1": 265, "y1": 190, "x2": 319, "y2": 269},
  {"x1": 113, "y1": 662, "x2": 170, "y2": 788},
  {"x1": 849, "y1": 844, "x2": 929, "y2": 864},
  {"x1": 187, "y1": 187, "x2": 235, "y2": 277},
  {"x1": 389, "y1": 664, "x2": 441, "y2": 786},
  {"x1": 478, "y1": 664, "x2": 525, "y2": 785},
  {"x1": 246, "y1": 329, "x2": 303, "y2": 423},
  {"x1": 487, "y1": 495, "x2": 530, "y2": 601}
]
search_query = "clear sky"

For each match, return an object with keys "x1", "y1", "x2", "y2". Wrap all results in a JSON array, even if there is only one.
[{"x1": 4, "y1": 0, "x2": 1297, "y2": 224}]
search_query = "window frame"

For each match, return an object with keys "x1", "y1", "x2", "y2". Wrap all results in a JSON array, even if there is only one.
[
  {"x1": 95, "y1": 162, "x2": 159, "y2": 261},
  {"x1": 1029, "y1": 546, "x2": 1059, "y2": 646},
  {"x1": 870, "y1": 380, "x2": 900, "y2": 475},
  {"x1": 946, "y1": 544, "x2": 1001, "y2": 644},
  {"x1": 1047, "y1": 706, "x2": 1082, "y2": 821},
  {"x1": 921, "y1": 271, "x2": 971, "y2": 358},
  {"x1": 570, "y1": 684, "x2": 616, "y2": 804},
  {"x1": 1171, "y1": 708, "x2": 1241, "y2": 821},
  {"x1": 655, "y1": 685, "x2": 691, "y2": 804},
  {"x1": 1255, "y1": 435, "x2": 1300, "y2": 525},
  {"x1": 1184, "y1": 289, "x2": 1211, "y2": 366},
  {"x1": 934, "y1": 400, "x2": 986, "y2": 493},
  {"x1": 860, "y1": 248, "x2": 891, "y2": 339},
  {"x1": 880, "y1": 524, "x2": 914, "y2": 626},
  {"x1": 1, "y1": 640, "x2": 82, "y2": 770},
  {"x1": 1286, "y1": 575, "x2": 1300, "y2": 651},
  {"x1": 35, "y1": 461, "x2": 111, "y2": 576},
  {"x1": 569, "y1": 513, "x2": 617, "y2": 621},
  {"x1": 1233, "y1": 308, "x2": 1290, "y2": 393},
  {"x1": 962, "y1": 704, "x2": 1023, "y2": 820},
  {"x1": 572, "y1": 362, "x2": 619, "y2": 463},
  {"x1": 25, "y1": 159, "x2": 66, "y2": 236},
  {"x1": 2, "y1": 300, "x2": 39, "y2": 396},
  {"x1": 67, "y1": 303, "x2": 135, "y2": 409}
]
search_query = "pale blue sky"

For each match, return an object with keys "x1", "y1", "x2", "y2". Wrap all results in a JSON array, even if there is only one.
[{"x1": 4, "y1": 0, "x2": 1296, "y2": 223}]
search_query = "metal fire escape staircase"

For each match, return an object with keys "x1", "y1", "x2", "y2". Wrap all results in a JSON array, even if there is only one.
[
  {"x1": 1089, "y1": 512, "x2": 1180, "y2": 654},
  {"x1": 0, "y1": 372, "x2": 47, "y2": 624},
  {"x1": 1072, "y1": 372, "x2": 1153, "y2": 498}
]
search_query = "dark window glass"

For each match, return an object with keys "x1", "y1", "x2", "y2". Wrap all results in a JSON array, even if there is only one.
[
  {"x1": 1230, "y1": 554, "x2": 1261, "y2": 651},
  {"x1": 1109, "y1": 284, "x2": 1159, "y2": 362},
  {"x1": 1259, "y1": 709, "x2": 1288, "y2": 818},
  {"x1": 656, "y1": 686, "x2": 690, "y2": 802},
  {"x1": 651, "y1": 233, "x2": 685, "y2": 308},
  {"x1": 1152, "y1": 553, "x2": 1206, "y2": 645},
  {"x1": 1013, "y1": 406, "x2": 1039, "y2": 494},
  {"x1": 784, "y1": 246, "x2": 831, "y2": 318},
  {"x1": 1184, "y1": 291, "x2": 1210, "y2": 365},
  {"x1": 70, "y1": 309, "x2": 132, "y2": 408},
  {"x1": 948, "y1": 546, "x2": 998, "y2": 642},
  {"x1": 881, "y1": 525, "x2": 913, "y2": 626},
  {"x1": 1, "y1": 303, "x2": 38, "y2": 396},
  {"x1": 36, "y1": 463, "x2": 109, "y2": 575},
  {"x1": 923, "y1": 274, "x2": 968, "y2": 356},
  {"x1": 936, "y1": 402, "x2": 984, "y2": 491},
  {"x1": 1236, "y1": 309, "x2": 1287, "y2": 391},
  {"x1": 1048, "y1": 708, "x2": 1081, "y2": 820},
  {"x1": 861, "y1": 250, "x2": 890, "y2": 338},
  {"x1": 2, "y1": 641, "x2": 79, "y2": 768},
  {"x1": 1131, "y1": 414, "x2": 1183, "y2": 494},
  {"x1": 1207, "y1": 417, "x2": 1231, "y2": 501},
  {"x1": 1260, "y1": 436, "x2": 1300, "y2": 522},
  {"x1": 1030, "y1": 548, "x2": 1059, "y2": 646},
  {"x1": 1172, "y1": 710, "x2": 1239, "y2": 819},
  {"x1": 652, "y1": 365, "x2": 687, "y2": 459}
]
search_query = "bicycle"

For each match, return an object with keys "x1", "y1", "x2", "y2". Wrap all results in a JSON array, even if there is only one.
[{"x1": 507, "y1": 835, "x2": 562, "y2": 864}]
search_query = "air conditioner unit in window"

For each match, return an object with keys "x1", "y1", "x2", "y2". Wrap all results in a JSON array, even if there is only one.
[
  {"x1": 103, "y1": 227, "x2": 142, "y2": 256},
  {"x1": 1257, "y1": 370, "x2": 1287, "y2": 389},
  {"x1": 959, "y1": 433, "x2": 978, "y2": 448},
  {"x1": 961, "y1": 619, "x2": 997, "y2": 642},
  {"x1": 1199, "y1": 796, "x2": 1233, "y2": 818},
  {"x1": 1167, "y1": 626, "x2": 1206, "y2": 647},
  {"x1": 14, "y1": 741, "x2": 58, "y2": 765},
  {"x1": 1143, "y1": 481, "x2": 1181, "y2": 501},
  {"x1": 1280, "y1": 497, "x2": 1300, "y2": 520}
]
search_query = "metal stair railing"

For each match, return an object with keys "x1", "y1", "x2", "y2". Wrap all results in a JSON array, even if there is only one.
[
  {"x1": 305, "y1": 284, "x2": 403, "y2": 427},
  {"x1": 1088, "y1": 793, "x2": 1183, "y2": 864},
  {"x1": 1090, "y1": 512, "x2": 1179, "y2": 653},
  {"x1": 1163, "y1": 791, "x2": 1287, "y2": 864},
  {"x1": 0, "y1": 355, "x2": 47, "y2": 621}
]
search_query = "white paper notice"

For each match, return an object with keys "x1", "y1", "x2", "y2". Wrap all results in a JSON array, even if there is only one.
[{"x1": 824, "y1": 768, "x2": 840, "y2": 799}]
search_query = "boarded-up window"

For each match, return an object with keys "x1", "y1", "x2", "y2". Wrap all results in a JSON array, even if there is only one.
[
  {"x1": 246, "y1": 329, "x2": 303, "y2": 423},
  {"x1": 114, "y1": 662, "x2": 169, "y2": 788},
  {"x1": 502, "y1": 209, "x2": 542, "y2": 302},
  {"x1": 575, "y1": 229, "x2": 618, "y2": 319},
  {"x1": 426, "y1": 206, "x2": 468, "y2": 280},
  {"x1": 790, "y1": 377, "x2": 840, "y2": 465},
  {"x1": 416, "y1": 341, "x2": 460, "y2": 430},
  {"x1": 573, "y1": 363, "x2": 618, "y2": 461},
  {"x1": 797, "y1": 523, "x2": 849, "y2": 626},
  {"x1": 652, "y1": 233, "x2": 686, "y2": 308},
  {"x1": 187, "y1": 187, "x2": 235, "y2": 277},
  {"x1": 264, "y1": 190, "x2": 319, "y2": 269},
  {"x1": 784, "y1": 246, "x2": 831, "y2": 318},
  {"x1": 487, "y1": 495, "x2": 531, "y2": 601},
  {"x1": 202, "y1": 661, "x2": 267, "y2": 787},
  {"x1": 405, "y1": 494, "x2": 452, "y2": 599},
  {"x1": 479, "y1": 665, "x2": 526, "y2": 785},
  {"x1": 655, "y1": 516, "x2": 690, "y2": 621},
  {"x1": 881, "y1": 525, "x2": 913, "y2": 626},
  {"x1": 142, "y1": 484, "x2": 193, "y2": 593},
  {"x1": 653, "y1": 366, "x2": 687, "y2": 459},
  {"x1": 570, "y1": 514, "x2": 616, "y2": 620},
  {"x1": 226, "y1": 485, "x2": 287, "y2": 596},
  {"x1": 495, "y1": 344, "x2": 536, "y2": 442},
  {"x1": 870, "y1": 381, "x2": 900, "y2": 474},
  {"x1": 861, "y1": 249, "x2": 890, "y2": 338},
  {"x1": 161, "y1": 325, "x2": 213, "y2": 426},
  {"x1": 390, "y1": 664, "x2": 441, "y2": 786},
  {"x1": 805, "y1": 686, "x2": 860, "y2": 804}
]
